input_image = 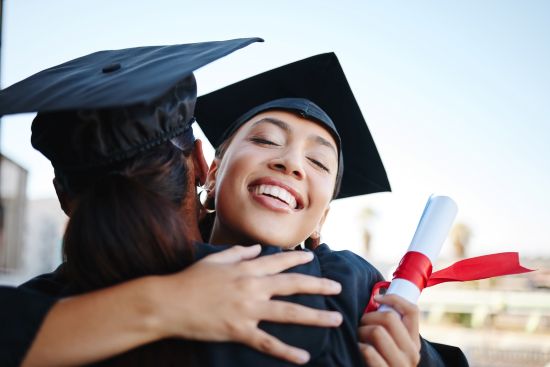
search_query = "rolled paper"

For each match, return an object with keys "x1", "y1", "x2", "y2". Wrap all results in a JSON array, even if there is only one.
[{"x1": 378, "y1": 195, "x2": 457, "y2": 312}]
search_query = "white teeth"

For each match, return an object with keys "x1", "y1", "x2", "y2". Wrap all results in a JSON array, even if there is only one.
[{"x1": 254, "y1": 184, "x2": 298, "y2": 209}]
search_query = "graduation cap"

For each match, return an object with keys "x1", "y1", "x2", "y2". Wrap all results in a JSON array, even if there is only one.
[
  {"x1": 195, "y1": 53, "x2": 391, "y2": 199},
  {"x1": 0, "y1": 37, "x2": 262, "y2": 173}
]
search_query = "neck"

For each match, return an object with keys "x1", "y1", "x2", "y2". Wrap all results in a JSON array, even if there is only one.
[
  {"x1": 208, "y1": 216, "x2": 300, "y2": 250},
  {"x1": 208, "y1": 217, "x2": 257, "y2": 246}
]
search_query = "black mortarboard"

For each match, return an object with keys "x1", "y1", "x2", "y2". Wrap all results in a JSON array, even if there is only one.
[
  {"x1": 0, "y1": 37, "x2": 262, "y2": 173},
  {"x1": 195, "y1": 53, "x2": 391, "y2": 199}
]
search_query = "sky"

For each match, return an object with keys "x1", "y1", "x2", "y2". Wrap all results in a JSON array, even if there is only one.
[{"x1": 1, "y1": 0, "x2": 549, "y2": 263}]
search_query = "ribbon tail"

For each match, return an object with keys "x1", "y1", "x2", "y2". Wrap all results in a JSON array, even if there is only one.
[{"x1": 427, "y1": 252, "x2": 534, "y2": 287}]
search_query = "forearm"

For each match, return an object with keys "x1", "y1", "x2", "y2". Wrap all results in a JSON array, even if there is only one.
[{"x1": 21, "y1": 276, "x2": 164, "y2": 367}]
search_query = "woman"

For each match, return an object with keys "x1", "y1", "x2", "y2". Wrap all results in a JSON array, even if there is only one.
[{"x1": 193, "y1": 52, "x2": 468, "y2": 366}]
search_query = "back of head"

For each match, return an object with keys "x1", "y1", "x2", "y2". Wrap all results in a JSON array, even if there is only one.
[
  {"x1": 28, "y1": 72, "x2": 200, "y2": 291},
  {"x1": 26, "y1": 50, "x2": 204, "y2": 366},
  {"x1": 61, "y1": 140, "x2": 193, "y2": 291},
  {"x1": 60, "y1": 139, "x2": 198, "y2": 367}
]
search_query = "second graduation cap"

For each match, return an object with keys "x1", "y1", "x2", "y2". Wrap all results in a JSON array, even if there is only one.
[
  {"x1": 195, "y1": 53, "x2": 391, "y2": 199},
  {"x1": 0, "y1": 37, "x2": 262, "y2": 114},
  {"x1": 0, "y1": 37, "x2": 262, "y2": 174}
]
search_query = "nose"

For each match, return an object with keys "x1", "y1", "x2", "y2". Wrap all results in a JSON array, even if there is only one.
[{"x1": 268, "y1": 154, "x2": 305, "y2": 180}]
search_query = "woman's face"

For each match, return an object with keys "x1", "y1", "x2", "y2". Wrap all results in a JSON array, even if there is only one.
[{"x1": 208, "y1": 110, "x2": 339, "y2": 248}]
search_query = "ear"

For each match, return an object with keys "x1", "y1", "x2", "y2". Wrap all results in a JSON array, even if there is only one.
[
  {"x1": 205, "y1": 158, "x2": 220, "y2": 192},
  {"x1": 53, "y1": 178, "x2": 72, "y2": 217},
  {"x1": 191, "y1": 139, "x2": 209, "y2": 186}
]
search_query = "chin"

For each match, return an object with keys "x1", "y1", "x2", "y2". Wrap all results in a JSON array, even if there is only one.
[{"x1": 247, "y1": 231, "x2": 298, "y2": 249}]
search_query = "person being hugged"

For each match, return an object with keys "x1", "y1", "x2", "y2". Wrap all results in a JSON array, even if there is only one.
[{"x1": 194, "y1": 53, "x2": 466, "y2": 366}]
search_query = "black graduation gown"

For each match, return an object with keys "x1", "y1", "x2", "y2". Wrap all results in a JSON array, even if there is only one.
[
  {"x1": 0, "y1": 286, "x2": 57, "y2": 366},
  {"x1": 10, "y1": 243, "x2": 468, "y2": 367},
  {"x1": 193, "y1": 243, "x2": 469, "y2": 367}
]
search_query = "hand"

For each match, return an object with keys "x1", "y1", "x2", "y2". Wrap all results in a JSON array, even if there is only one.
[
  {"x1": 358, "y1": 294, "x2": 421, "y2": 367},
  {"x1": 152, "y1": 245, "x2": 343, "y2": 365}
]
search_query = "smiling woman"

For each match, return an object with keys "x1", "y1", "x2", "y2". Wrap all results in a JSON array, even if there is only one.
[{"x1": 194, "y1": 53, "x2": 468, "y2": 366}]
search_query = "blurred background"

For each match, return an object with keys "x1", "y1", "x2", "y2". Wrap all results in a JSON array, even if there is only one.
[{"x1": 0, "y1": 1, "x2": 549, "y2": 365}]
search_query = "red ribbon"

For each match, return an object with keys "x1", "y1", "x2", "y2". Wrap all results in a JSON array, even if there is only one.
[
  {"x1": 365, "y1": 251, "x2": 533, "y2": 313},
  {"x1": 393, "y1": 251, "x2": 433, "y2": 290}
]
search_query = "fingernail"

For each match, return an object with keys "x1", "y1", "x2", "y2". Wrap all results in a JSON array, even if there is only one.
[
  {"x1": 331, "y1": 312, "x2": 343, "y2": 324},
  {"x1": 374, "y1": 294, "x2": 383, "y2": 300},
  {"x1": 295, "y1": 350, "x2": 310, "y2": 364},
  {"x1": 330, "y1": 281, "x2": 342, "y2": 292}
]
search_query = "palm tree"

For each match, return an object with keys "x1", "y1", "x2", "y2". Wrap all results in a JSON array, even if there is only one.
[
  {"x1": 358, "y1": 206, "x2": 376, "y2": 256},
  {"x1": 450, "y1": 222, "x2": 471, "y2": 259}
]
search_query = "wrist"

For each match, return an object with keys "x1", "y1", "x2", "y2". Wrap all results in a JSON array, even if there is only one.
[{"x1": 128, "y1": 275, "x2": 168, "y2": 341}]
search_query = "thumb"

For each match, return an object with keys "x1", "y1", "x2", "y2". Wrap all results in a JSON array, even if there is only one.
[{"x1": 204, "y1": 244, "x2": 262, "y2": 264}]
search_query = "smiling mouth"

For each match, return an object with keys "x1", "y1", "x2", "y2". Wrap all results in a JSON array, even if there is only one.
[{"x1": 249, "y1": 184, "x2": 300, "y2": 210}]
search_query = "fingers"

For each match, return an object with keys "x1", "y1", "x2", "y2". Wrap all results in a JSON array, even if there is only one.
[
  {"x1": 359, "y1": 307, "x2": 421, "y2": 366},
  {"x1": 258, "y1": 300, "x2": 342, "y2": 327},
  {"x1": 204, "y1": 248, "x2": 316, "y2": 276},
  {"x1": 359, "y1": 342, "x2": 388, "y2": 367},
  {"x1": 358, "y1": 324, "x2": 408, "y2": 366},
  {"x1": 243, "y1": 250, "x2": 315, "y2": 276},
  {"x1": 374, "y1": 295, "x2": 420, "y2": 343},
  {"x1": 360, "y1": 312, "x2": 417, "y2": 360},
  {"x1": 374, "y1": 294, "x2": 417, "y2": 319},
  {"x1": 265, "y1": 273, "x2": 341, "y2": 296},
  {"x1": 203, "y1": 245, "x2": 262, "y2": 263},
  {"x1": 241, "y1": 328, "x2": 310, "y2": 365}
]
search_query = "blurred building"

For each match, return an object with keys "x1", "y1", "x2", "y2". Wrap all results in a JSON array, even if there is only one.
[
  {"x1": 0, "y1": 153, "x2": 28, "y2": 272},
  {"x1": 0, "y1": 154, "x2": 66, "y2": 283},
  {"x1": 24, "y1": 197, "x2": 66, "y2": 275}
]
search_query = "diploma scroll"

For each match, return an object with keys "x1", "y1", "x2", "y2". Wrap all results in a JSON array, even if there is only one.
[{"x1": 379, "y1": 195, "x2": 457, "y2": 312}]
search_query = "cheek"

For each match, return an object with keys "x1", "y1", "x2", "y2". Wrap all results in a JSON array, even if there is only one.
[
  {"x1": 214, "y1": 153, "x2": 247, "y2": 192},
  {"x1": 212, "y1": 153, "x2": 254, "y2": 213},
  {"x1": 310, "y1": 172, "x2": 337, "y2": 204}
]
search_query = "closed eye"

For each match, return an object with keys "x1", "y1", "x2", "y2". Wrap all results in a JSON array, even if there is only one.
[
  {"x1": 250, "y1": 137, "x2": 280, "y2": 146},
  {"x1": 308, "y1": 158, "x2": 330, "y2": 173}
]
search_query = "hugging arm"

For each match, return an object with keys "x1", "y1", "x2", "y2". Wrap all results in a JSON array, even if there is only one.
[{"x1": 13, "y1": 246, "x2": 341, "y2": 367}]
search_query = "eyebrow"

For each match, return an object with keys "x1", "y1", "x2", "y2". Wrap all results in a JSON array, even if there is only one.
[
  {"x1": 252, "y1": 117, "x2": 290, "y2": 132},
  {"x1": 252, "y1": 117, "x2": 338, "y2": 156},
  {"x1": 313, "y1": 135, "x2": 338, "y2": 156}
]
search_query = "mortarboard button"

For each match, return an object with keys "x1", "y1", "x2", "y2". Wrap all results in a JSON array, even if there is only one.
[{"x1": 102, "y1": 63, "x2": 122, "y2": 73}]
